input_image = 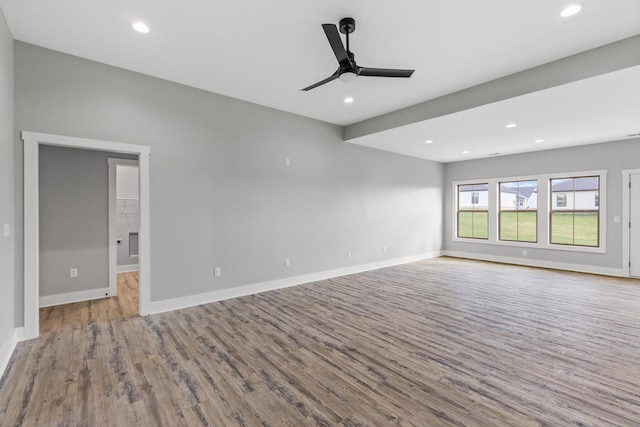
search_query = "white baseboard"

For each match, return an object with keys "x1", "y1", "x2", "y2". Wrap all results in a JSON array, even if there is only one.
[
  {"x1": 117, "y1": 264, "x2": 139, "y2": 273},
  {"x1": 0, "y1": 327, "x2": 24, "y2": 379},
  {"x1": 39, "y1": 287, "x2": 111, "y2": 308},
  {"x1": 443, "y1": 250, "x2": 626, "y2": 277},
  {"x1": 148, "y1": 251, "x2": 441, "y2": 315}
]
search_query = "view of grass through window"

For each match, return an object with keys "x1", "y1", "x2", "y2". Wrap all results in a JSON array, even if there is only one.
[
  {"x1": 458, "y1": 211, "x2": 488, "y2": 239},
  {"x1": 500, "y1": 212, "x2": 537, "y2": 241},
  {"x1": 550, "y1": 212, "x2": 599, "y2": 246}
]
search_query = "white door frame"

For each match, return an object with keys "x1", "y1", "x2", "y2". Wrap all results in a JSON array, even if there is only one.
[
  {"x1": 23, "y1": 131, "x2": 151, "y2": 340},
  {"x1": 108, "y1": 159, "x2": 140, "y2": 294},
  {"x1": 622, "y1": 169, "x2": 640, "y2": 277}
]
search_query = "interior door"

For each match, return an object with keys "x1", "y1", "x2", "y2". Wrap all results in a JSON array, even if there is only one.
[{"x1": 631, "y1": 174, "x2": 640, "y2": 277}]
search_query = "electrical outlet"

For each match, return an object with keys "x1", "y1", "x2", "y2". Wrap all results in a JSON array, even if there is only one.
[
  {"x1": 382, "y1": 246, "x2": 387, "y2": 253},
  {"x1": 284, "y1": 258, "x2": 290, "y2": 267},
  {"x1": 214, "y1": 267, "x2": 221, "y2": 277},
  {"x1": 70, "y1": 268, "x2": 78, "y2": 278},
  {"x1": 522, "y1": 250, "x2": 528, "y2": 256},
  {"x1": 285, "y1": 158, "x2": 291, "y2": 167},
  {"x1": 347, "y1": 250, "x2": 352, "y2": 258},
  {"x1": 3, "y1": 223, "x2": 9, "y2": 238}
]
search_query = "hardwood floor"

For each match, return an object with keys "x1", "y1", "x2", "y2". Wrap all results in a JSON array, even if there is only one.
[
  {"x1": 1, "y1": 258, "x2": 640, "y2": 426},
  {"x1": 39, "y1": 272, "x2": 139, "y2": 333}
]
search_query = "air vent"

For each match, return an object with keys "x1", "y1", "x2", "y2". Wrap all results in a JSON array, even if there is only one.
[
  {"x1": 487, "y1": 152, "x2": 501, "y2": 157},
  {"x1": 627, "y1": 133, "x2": 640, "y2": 138}
]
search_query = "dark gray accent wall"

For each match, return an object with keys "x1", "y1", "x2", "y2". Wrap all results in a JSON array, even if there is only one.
[
  {"x1": 0, "y1": 9, "x2": 14, "y2": 343},
  {"x1": 444, "y1": 138, "x2": 640, "y2": 270},
  {"x1": 39, "y1": 146, "x2": 132, "y2": 296},
  {"x1": 14, "y1": 42, "x2": 443, "y2": 321}
]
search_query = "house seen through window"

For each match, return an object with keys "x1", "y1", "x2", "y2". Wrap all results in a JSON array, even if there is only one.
[{"x1": 556, "y1": 193, "x2": 567, "y2": 207}]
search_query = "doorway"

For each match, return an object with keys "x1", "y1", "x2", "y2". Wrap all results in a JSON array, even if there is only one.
[
  {"x1": 623, "y1": 169, "x2": 640, "y2": 278},
  {"x1": 23, "y1": 131, "x2": 151, "y2": 340},
  {"x1": 630, "y1": 173, "x2": 640, "y2": 277},
  {"x1": 109, "y1": 159, "x2": 140, "y2": 289}
]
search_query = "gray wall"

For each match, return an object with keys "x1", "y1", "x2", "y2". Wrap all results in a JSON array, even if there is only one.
[
  {"x1": 14, "y1": 42, "x2": 443, "y2": 320},
  {"x1": 39, "y1": 146, "x2": 132, "y2": 296},
  {"x1": 444, "y1": 139, "x2": 640, "y2": 270},
  {"x1": 0, "y1": 10, "x2": 14, "y2": 345}
]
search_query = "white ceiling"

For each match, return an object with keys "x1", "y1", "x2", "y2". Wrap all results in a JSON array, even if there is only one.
[
  {"x1": 348, "y1": 65, "x2": 640, "y2": 163},
  {"x1": 1, "y1": 0, "x2": 639, "y2": 162}
]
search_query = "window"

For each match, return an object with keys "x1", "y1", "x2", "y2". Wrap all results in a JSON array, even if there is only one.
[
  {"x1": 556, "y1": 193, "x2": 567, "y2": 207},
  {"x1": 550, "y1": 176, "x2": 599, "y2": 247},
  {"x1": 453, "y1": 170, "x2": 605, "y2": 252},
  {"x1": 499, "y1": 180, "x2": 537, "y2": 243},
  {"x1": 457, "y1": 183, "x2": 488, "y2": 239}
]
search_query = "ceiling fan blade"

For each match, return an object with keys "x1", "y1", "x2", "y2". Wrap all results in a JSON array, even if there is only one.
[
  {"x1": 358, "y1": 67, "x2": 415, "y2": 78},
  {"x1": 322, "y1": 24, "x2": 350, "y2": 65},
  {"x1": 301, "y1": 71, "x2": 340, "y2": 91}
]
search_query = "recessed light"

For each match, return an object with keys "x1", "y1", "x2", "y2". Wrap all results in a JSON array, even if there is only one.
[
  {"x1": 462, "y1": 150, "x2": 470, "y2": 154},
  {"x1": 505, "y1": 123, "x2": 517, "y2": 128},
  {"x1": 344, "y1": 97, "x2": 354, "y2": 104},
  {"x1": 133, "y1": 22, "x2": 150, "y2": 34},
  {"x1": 425, "y1": 140, "x2": 434, "y2": 144},
  {"x1": 560, "y1": 4, "x2": 582, "y2": 17},
  {"x1": 535, "y1": 139, "x2": 545, "y2": 143}
]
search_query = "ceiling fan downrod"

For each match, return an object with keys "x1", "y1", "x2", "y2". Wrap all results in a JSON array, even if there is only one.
[{"x1": 339, "y1": 17, "x2": 355, "y2": 56}]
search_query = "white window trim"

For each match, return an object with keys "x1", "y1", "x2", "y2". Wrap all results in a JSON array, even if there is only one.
[
  {"x1": 452, "y1": 169, "x2": 607, "y2": 254},
  {"x1": 456, "y1": 182, "x2": 490, "y2": 240}
]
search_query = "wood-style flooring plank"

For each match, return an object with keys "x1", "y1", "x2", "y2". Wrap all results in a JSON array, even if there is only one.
[{"x1": 2, "y1": 261, "x2": 640, "y2": 426}]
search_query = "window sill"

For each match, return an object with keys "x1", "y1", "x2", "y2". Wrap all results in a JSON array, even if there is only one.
[{"x1": 452, "y1": 237, "x2": 606, "y2": 254}]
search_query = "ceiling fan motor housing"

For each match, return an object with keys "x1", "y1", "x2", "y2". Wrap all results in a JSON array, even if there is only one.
[
  {"x1": 339, "y1": 17, "x2": 356, "y2": 34},
  {"x1": 339, "y1": 71, "x2": 358, "y2": 83}
]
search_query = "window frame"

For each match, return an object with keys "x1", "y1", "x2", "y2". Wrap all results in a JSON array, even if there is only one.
[
  {"x1": 452, "y1": 169, "x2": 606, "y2": 254},
  {"x1": 549, "y1": 175, "x2": 600, "y2": 248},
  {"x1": 456, "y1": 183, "x2": 489, "y2": 240},
  {"x1": 498, "y1": 179, "x2": 538, "y2": 243}
]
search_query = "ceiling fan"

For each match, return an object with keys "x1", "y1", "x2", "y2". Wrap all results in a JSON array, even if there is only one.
[{"x1": 302, "y1": 17, "x2": 415, "y2": 91}]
